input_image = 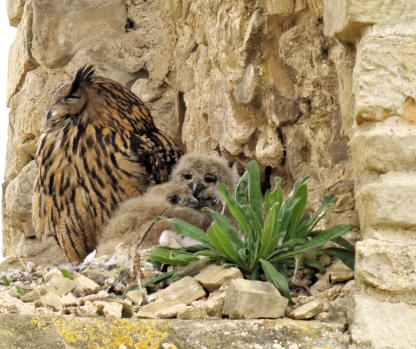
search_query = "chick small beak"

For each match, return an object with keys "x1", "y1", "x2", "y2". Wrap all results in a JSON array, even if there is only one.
[
  {"x1": 192, "y1": 181, "x2": 198, "y2": 194},
  {"x1": 189, "y1": 195, "x2": 199, "y2": 209}
]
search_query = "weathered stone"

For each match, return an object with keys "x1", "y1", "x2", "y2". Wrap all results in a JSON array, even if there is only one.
[
  {"x1": 0, "y1": 314, "x2": 350, "y2": 348},
  {"x1": 7, "y1": 0, "x2": 38, "y2": 105},
  {"x1": 265, "y1": 0, "x2": 294, "y2": 15},
  {"x1": 194, "y1": 264, "x2": 243, "y2": 292},
  {"x1": 59, "y1": 293, "x2": 78, "y2": 307},
  {"x1": 31, "y1": 0, "x2": 125, "y2": 68},
  {"x1": 352, "y1": 293, "x2": 416, "y2": 349},
  {"x1": 102, "y1": 301, "x2": 123, "y2": 320},
  {"x1": 289, "y1": 300, "x2": 324, "y2": 320},
  {"x1": 125, "y1": 288, "x2": 147, "y2": 306},
  {"x1": 355, "y1": 239, "x2": 416, "y2": 301},
  {"x1": 7, "y1": 0, "x2": 26, "y2": 27},
  {"x1": 233, "y1": 64, "x2": 258, "y2": 105},
  {"x1": 73, "y1": 272, "x2": 101, "y2": 297},
  {"x1": 356, "y1": 172, "x2": 416, "y2": 230},
  {"x1": 154, "y1": 276, "x2": 205, "y2": 305},
  {"x1": 137, "y1": 300, "x2": 187, "y2": 319},
  {"x1": 3, "y1": 160, "x2": 36, "y2": 238},
  {"x1": 0, "y1": 293, "x2": 36, "y2": 314},
  {"x1": 222, "y1": 279, "x2": 288, "y2": 319},
  {"x1": 324, "y1": 0, "x2": 416, "y2": 41},
  {"x1": 37, "y1": 274, "x2": 75, "y2": 297},
  {"x1": 326, "y1": 259, "x2": 354, "y2": 283},
  {"x1": 353, "y1": 20, "x2": 416, "y2": 125},
  {"x1": 350, "y1": 117, "x2": 416, "y2": 179},
  {"x1": 176, "y1": 305, "x2": 208, "y2": 320},
  {"x1": 36, "y1": 292, "x2": 62, "y2": 312}
]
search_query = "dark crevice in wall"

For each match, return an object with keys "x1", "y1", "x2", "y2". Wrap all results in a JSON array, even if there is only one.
[{"x1": 177, "y1": 91, "x2": 186, "y2": 138}]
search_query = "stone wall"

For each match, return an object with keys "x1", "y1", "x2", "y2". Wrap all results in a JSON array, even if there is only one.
[
  {"x1": 325, "y1": 0, "x2": 416, "y2": 347},
  {"x1": 3, "y1": 0, "x2": 357, "y2": 262}
]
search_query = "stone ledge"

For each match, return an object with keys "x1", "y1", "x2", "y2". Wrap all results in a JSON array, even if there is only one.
[
  {"x1": 0, "y1": 314, "x2": 349, "y2": 349},
  {"x1": 324, "y1": 0, "x2": 416, "y2": 41},
  {"x1": 355, "y1": 239, "x2": 416, "y2": 299},
  {"x1": 352, "y1": 293, "x2": 416, "y2": 349},
  {"x1": 356, "y1": 172, "x2": 416, "y2": 230}
]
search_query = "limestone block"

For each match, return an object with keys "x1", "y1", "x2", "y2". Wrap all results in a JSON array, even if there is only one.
[
  {"x1": 355, "y1": 239, "x2": 416, "y2": 297},
  {"x1": 3, "y1": 160, "x2": 36, "y2": 238},
  {"x1": 356, "y1": 172, "x2": 416, "y2": 230},
  {"x1": 137, "y1": 300, "x2": 187, "y2": 319},
  {"x1": 265, "y1": 0, "x2": 294, "y2": 15},
  {"x1": 37, "y1": 274, "x2": 75, "y2": 297},
  {"x1": 7, "y1": 0, "x2": 26, "y2": 27},
  {"x1": 194, "y1": 264, "x2": 243, "y2": 292},
  {"x1": 324, "y1": 0, "x2": 416, "y2": 41},
  {"x1": 353, "y1": 20, "x2": 416, "y2": 124},
  {"x1": 350, "y1": 117, "x2": 416, "y2": 178},
  {"x1": 222, "y1": 279, "x2": 288, "y2": 319},
  {"x1": 73, "y1": 272, "x2": 101, "y2": 297},
  {"x1": 155, "y1": 276, "x2": 205, "y2": 304},
  {"x1": 36, "y1": 292, "x2": 62, "y2": 312},
  {"x1": 7, "y1": 0, "x2": 38, "y2": 105},
  {"x1": 31, "y1": 0, "x2": 125, "y2": 68},
  {"x1": 289, "y1": 300, "x2": 324, "y2": 320},
  {"x1": 352, "y1": 293, "x2": 416, "y2": 349},
  {"x1": 6, "y1": 67, "x2": 70, "y2": 181}
]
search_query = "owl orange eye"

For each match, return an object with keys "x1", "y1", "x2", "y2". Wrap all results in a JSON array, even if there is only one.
[
  {"x1": 204, "y1": 174, "x2": 217, "y2": 183},
  {"x1": 182, "y1": 173, "x2": 192, "y2": 180}
]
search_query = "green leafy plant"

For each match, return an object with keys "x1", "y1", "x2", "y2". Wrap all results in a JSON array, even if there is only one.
[
  {"x1": 59, "y1": 268, "x2": 73, "y2": 280},
  {"x1": 16, "y1": 286, "x2": 26, "y2": 296},
  {"x1": 1, "y1": 276, "x2": 10, "y2": 286},
  {"x1": 148, "y1": 160, "x2": 354, "y2": 300}
]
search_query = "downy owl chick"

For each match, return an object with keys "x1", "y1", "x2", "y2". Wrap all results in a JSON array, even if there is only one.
[
  {"x1": 97, "y1": 182, "x2": 211, "y2": 256},
  {"x1": 170, "y1": 152, "x2": 238, "y2": 212}
]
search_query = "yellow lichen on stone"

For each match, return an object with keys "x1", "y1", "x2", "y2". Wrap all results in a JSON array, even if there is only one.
[{"x1": 50, "y1": 317, "x2": 171, "y2": 348}]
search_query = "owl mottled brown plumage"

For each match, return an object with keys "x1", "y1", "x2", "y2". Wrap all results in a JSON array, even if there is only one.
[
  {"x1": 32, "y1": 66, "x2": 183, "y2": 262},
  {"x1": 97, "y1": 182, "x2": 212, "y2": 256}
]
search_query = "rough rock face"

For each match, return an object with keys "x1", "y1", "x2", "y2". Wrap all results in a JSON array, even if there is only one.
[{"x1": 3, "y1": 0, "x2": 356, "y2": 259}]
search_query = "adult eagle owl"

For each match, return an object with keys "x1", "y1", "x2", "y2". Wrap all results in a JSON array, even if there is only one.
[{"x1": 32, "y1": 66, "x2": 183, "y2": 262}]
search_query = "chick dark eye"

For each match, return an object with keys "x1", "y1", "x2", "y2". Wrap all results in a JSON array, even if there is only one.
[
  {"x1": 168, "y1": 195, "x2": 180, "y2": 205},
  {"x1": 182, "y1": 173, "x2": 193, "y2": 181},
  {"x1": 204, "y1": 174, "x2": 217, "y2": 184}
]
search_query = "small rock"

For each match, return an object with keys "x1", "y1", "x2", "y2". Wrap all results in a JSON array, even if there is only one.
[
  {"x1": 315, "y1": 311, "x2": 331, "y2": 321},
  {"x1": 78, "y1": 301, "x2": 98, "y2": 317},
  {"x1": 155, "y1": 276, "x2": 205, "y2": 304},
  {"x1": 177, "y1": 305, "x2": 209, "y2": 319},
  {"x1": 102, "y1": 301, "x2": 123, "y2": 320},
  {"x1": 125, "y1": 288, "x2": 147, "y2": 305},
  {"x1": 194, "y1": 264, "x2": 243, "y2": 292},
  {"x1": 289, "y1": 300, "x2": 324, "y2": 320},
  {"x1": 20, "y1": 289, "x2": 40, "y2": 302},
  {"x1": 59, "y1": 293, "x2": 78, "y2": 306},
  {"x1": 36, "y1": 292, "x2": 62, "y2": 312},
  {"x1": 222, "y1": 279, "x2": 288, "y2": 319},
  {"x1": 38, "y1": 274, "x2": 75, "y2": 297},
  {"x1": 79, "y1": 290, "x2": 109, "y2": 305},
  {"x1": 137, "y1": 300, "x2": 187, "y2": 319},
  {"x1": 340, "y1": 280, "x2": 355, "y2": 297},
  {"x1": 327, "y1": 260, "x2": 354, "y2": 283},
  {"x1": 73, "y1": 272, "x2": 101, "y2": 296}
]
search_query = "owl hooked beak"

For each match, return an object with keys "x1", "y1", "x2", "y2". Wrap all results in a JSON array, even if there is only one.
[
  {"x1": 188, "y1": 194, "x2": 199, "y2": 209},
  {"x1": 191, "y1": 181, "x2": 206, "y2": 197}
]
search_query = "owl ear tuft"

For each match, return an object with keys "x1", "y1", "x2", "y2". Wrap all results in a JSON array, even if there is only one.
[{"x1": 68, "y1": 65, "x2": 95, "y2": 96}]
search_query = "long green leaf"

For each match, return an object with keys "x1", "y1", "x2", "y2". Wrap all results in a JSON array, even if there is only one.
[
  {"x1": 303, "y1": 256, "x2": 326, "y2": 274},
  {"x1": 286, "y1": 181, "x2": 308, "y2": 239},
  {"x1": 271, "y1": 224, "x2": 352, "y2": 262},
  {"x1": 234, "y1": 171, "x2": 249, "y2": 205},
  {"x1": 143, "y1": 270, "x2": 178, "y2": 287},
  {"x1": 207, "y1": 225, "x2": 247, "y2": 270},
  {"x1": 219, "y1": 184, "x2": 251, "y2": 237},
  {"x1": 331, "y1": 236, "x2": 354, "y2": 251},
  {"x1": 260, "y1": 259, "x2": 292, "y2": 301},
  {"x1": 247, "y1": 160, "x2": 263, "y2": 226},
  {"x1": 156, "y1": 217, "x2": 211, "y2": 247},
  {"x1": 264, "y1": 177, "x2": 283, "y2": 214},
  {"x1": 150, "y1": 247, "x2": 198, "y2": 265},
  {"x1": 259, "y1": 203, "x2": 280, "y2": 258},
  {"x1": 206, "y1": 208, "x2": 245, "y2": 250}
]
